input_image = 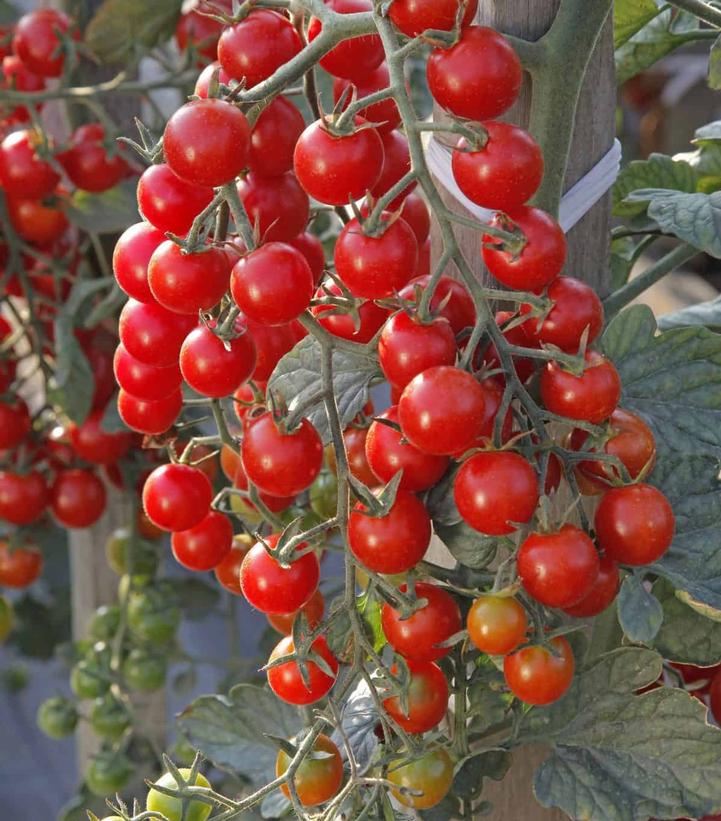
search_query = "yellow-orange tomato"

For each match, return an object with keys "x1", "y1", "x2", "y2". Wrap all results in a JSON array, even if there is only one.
[{"x1": 275, "y1": 733, "x2": 343, "y2": 806}]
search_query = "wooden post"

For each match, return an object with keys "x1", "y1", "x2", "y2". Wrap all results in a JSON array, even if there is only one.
[{"x1": 427, "y1": 2, "x2": 616, "y2": 818}]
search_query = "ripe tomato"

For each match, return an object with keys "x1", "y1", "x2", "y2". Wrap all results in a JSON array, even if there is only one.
[
  {"x1": 467, "y1": 594, "x2": 528, "y2": 656},
  {"x1": 163, "y1": 99, "x2": 250, "y2": 187},
  {"x1": 1, "y1": 55, "x2": 45, "y2": 124},
  {"x1": 382, "y1": 582, "x2": 461, "y2": 662},
  {"x1": 68, "y1": 410, "x2": 133, "y2": 465},
  {"x1": 137, "y1": 163, "x2": 214, "y2": 236},
  {"x1": 233, "y1": 458, "x2": 297, "y2": 514},
  {"x1": 276, "y1": 733, "x2": 343, "y2": 806},
  {"x1": 518, "y1": 524, "x2": 600, "y2": 609},
  {"x1": 398, "y1": 366, "x2": 488, "y2": 456},
  {"x1": 521, "y1": 276, "x2": 604, "y2": 352},
  {"x1": 112, "y1": 222, "x2": 165, "y2": 303},
  {"x1": 267, "y1": 635, "x2": 338, "y2": 705},
  {"x1": 348, "y1": 489, "x2": 431, "y2": 574},
  {"x1": 268, "y1": 589, "x2": 325, "y2": 635},
  {"x1": 231, "y1": 242, "x2": 313, "y2": 325},
  {"x1": 710, "y1": 671, "x2": 721, "y2": 724},
  {"x1": 0, "y1": 470, "x2": 48, "y2": 526},
  {"x1": 249, "y1": 96, "x2": 306, "y2": 177},
  {"x1": 242, "y1": 412, "x2": 323, "y2": 497},
  {"x1": 594, "y1": 483, "x2": 675, "y2": 566},
  {"x1": 295, "y1": 119, "x2": 385, "y2": 207},
  {"x1": 171, "y1": 511, "x2": 233, "y2": 572},
  {"x1": 240, "y1": 536, "x2": 320, "y2": 615},
  {"x1": 148, "y1": 241, "x2": 230, "y2": 315},
  {"x1": 146, "y1": 769, "x2": 212, "y2": 821},
  {"x1": 12, "y1": 9, "x2": 76, "y2": 78},
  {"x1": 399, "y1": 275, "x2": 475, "y2": 334},
  {"x1": 218, "y1": 10, "x2": 302, "y2": 88},
  {"x1": 481, "y1": 310, "x2": 536, "y2": 383},
  {"x1": 504, "y1": 636, "x2": 575, "y2": 706},
  {"x1": 308, "y1": 0, "x2": 383, "y2": 82},
  {"x1": 383, "y1": 660, "x2": 449, "y2": 734},
  {"x1": 452, "y1": 376, "x2": 513, "y2": 454},
  {"x1": 379, "y1": 312, "x2": 456, "y2": 390},
  {"x1": 371, "y1": 130, "x2": 416, "y2": 208},
  {"x1": 454, "y1": 450, "x2": 539, "y2": 535},
  {"x1": 51, "y1": 469, "x2": 106, "y2": 529},
  {"x1": 400, "y1": 193, "x2": 431, "y2": 244},
  {"x1": 6, "y1": 193, "x2": 68, "y2": 245},
  {"x1": 113, "y1": 344, "x2": 182, "y2": 401},
  {"x1": 312, "y1": 280, "x2": 388, "y2": 343},
  {"x1": 175, "y1": 1, "x2": 227, "y2": 61},
  {"x1": 389, "y1": 0, "x2": 478, "y2": 37},
  {"x1": 563, "y1": 554, "x2": 620, "y2": 618},
  {"x1": 0, "y1": 542, "x2": 43, "y2": 588},
  {"x1": 0, "y1": 129, "x2": 60, "y2": 198},
  {"x1": 427, "y1": 26, "x2": 521, "y2": 121},
  {"x1": 193, "y1": 61, "x2": 231, "y2": 96},
  {"x1": 59, "y1": 124, "x2": 129, "y2": 193},
  {"x1": 179, "y1": 324, "x2": 256, "y2": 398},
  {"x1": 287, "y1": 232, "x2": 326, "y2": 285},
  {"x1": 0, "y1": 398, "x2": 31, "y2": 451},
  {"x1": 119, "y1": 299, "x2": 196, "y2": 367},
  {"x1": 214, "y1": 537, "x2": 252, "y2": 594},
  {"x1": 237, "y1": 171, "x2": 310, "y2": 242},
  {"x1": 142, "y1": 463, "x2": 212, "y2": 533},
  {"x1": 540, "y1": 350, "x2": 621, "y2": 424},
  {"x1": 483, "y1": 207, "x2": 567, "y2": 292},
  {"x1": 333, "y1": 63, "x2": 400, "y2": 134},
  {"x1": 388, "y1": 749, "x2": 454, "y2": 810},
  {"x1": 340, "y1": 426, "x2": 376, "y2": 487},
  {"x1": 452, "y1": 122, "x2": 543, "y2": 212},
  {"x1": 117, "y1": 388, "x2": 183, "y2": 435}
]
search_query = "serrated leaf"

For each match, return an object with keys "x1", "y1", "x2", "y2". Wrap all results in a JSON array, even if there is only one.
[
  {"x1": 66, "y1": 180, "x2": 140, "y2": 234},
  {"x1": 330, "y1": 679, "x2": 379, "y2": 774},
  {"x1": 454, "y1": 749, "x2": 511, "y2": 798},
  {"x1": 617, "y1": 574, "x2": 663, "y2": 644},
  {"x1": 610, "y1": 236, "x2": 641, "y2": 290},
  {"x1": 612, "y1": 154, "x2": 699, "y2": 217},
  {"x1": 178, "y1": 684, "x2": 303, "y2": 786},
  {"x1": 652, "y1": 579, "x2": 721, "y2": 666},
  {"x1": 424, "y1": 466, "x2": 461, "y2": 526},
  {"x1": 659, "y1": 294, "x2": 721, "y2": 331},
  {"x1": 434, "y1": 521, "x2": 501, "y2": 570},
  {"x1": 48, "y1": 318, "x2": 95, "y2": 425},
  {"x1": 467, "y1": 682, "x2": 509, "y2": 734},
  {"x1": 85, "y1": 0, "x2": 182, "y2": 64},
  {"x1": 519, "y1": 647, "x2": 721, "y2": 821},
  {"x1": 614, "y1": 0, "x2": 662, "y2": 48},
  {"x1": 267, "y1": 336, "x2": 379, "y2": 444}
]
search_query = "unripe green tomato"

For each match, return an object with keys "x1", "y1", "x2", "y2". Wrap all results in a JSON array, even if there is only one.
[
  {"x1": 310, "y1": 472, "x2": 338, "y2": 521},
  {"x1": 105, "y1": 527, "x2": 160, "y2": 576},
  {"x1": 36, "y1": 696, "x2": 78, "y2": 739},
  {"x1": 0, "y1": 594, "x2": 14, "y2": 643},
  {"x1": 127, "y1": 588, "x2": 180, "y2": 645},
  {"x1": 70, "y1": 659, "x2": 110, "y2": 700},
  {"x1": 90, "y1": 693, "x2": 131, "y2": 740},
  {"x1": 146, "y1": 768, "x2": 213, "y2": 821},
  {"x1": 89, "y1": 604, "x2": 121, "y2": 642},
  {"x1": 85, "y1": 750, "x2": 133, "y2": 796},
  {"x1": 122, "y1": 647, "x2": 167, "y2": 693}
]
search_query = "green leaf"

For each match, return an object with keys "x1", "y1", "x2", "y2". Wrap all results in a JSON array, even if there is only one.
[
  {"x1": 601, "y1": 305, "x2": 721, "y2": 457},
  {"x1": 614, "y1": 0, "x2": 662, "y2": 48},
  {"x1": 48, "y1": 317, "x2": 95, "y2": 425},
  {"x1": 0, "y1": 1, "x2": 18, "y2": 26},
  {"x1": 434, "y1": 522, "x2": 502, "y2": 570},
  {"x1": 453, "y1": 749, "x2": 511, "y2": 798},
  {"x1": 693, "y1": 120, "x2": 721, "y2": 144},
  {"x1": 178, "y1": 684, "x2": 304, "y2": 786},
  {"x1": 625, "y1": 188, "x2": 721, "y2": 256},
  {"x1": 659, "y1": 294, "x2": 721, "y2": 331},
  {"x1": 519, "y1": 647, "x2": 721, "y2": 821},
  {"x1": 617, "y1": 574, "x2": 663, "y2": 644},
  {"x1": 612, "y1": 154, "x2": 699, "y2": 217},
  {"x1": 84, "y1": 0, "x2": 182, "y2": 64},
  {"x1": 267, "y1": 335, "x2": 380, "y2": 444},
  {"x1": 610, "y1": 236, "x2": 647, "y2": 290},
  {"x1": 99, "y1": 391, "x2": 129, "y2": 432},
  {"x1": 710, "y1": 34, "x2": 721, "y2": 90},
  {"x1": 652, "y1": 579, "x2": 721, "y2": 666},
  {"x1": 172, "y1": 578, "x2": 220, "y2": 621},
  {"x1": 66, "y1": 180, "x2": 139, "y2": 234},
  {"x1": 467, "y1": 681, "x2": 509, "y2": 734}
]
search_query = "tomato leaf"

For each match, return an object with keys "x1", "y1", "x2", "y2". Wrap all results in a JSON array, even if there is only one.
[
  {"x1": 66, "y1": 180, "x2": 139, "y2": 234},
  {"x1": 330, "y1": 679, "x2": 380, "y2": 774},
  {"x1": 260, "y1": 790, "x2": 291, "y2": 819},
  {"x1": 171, "y1": 577, "x2": 219, "y2": 621},
  {"x1": 267, "y1": 336, "x2": 380, "y2": 444},
  {"x1": 434, "y1": 522, "x2": 502, "y2": 570},
  {"x1": 48, "y1": 317, "x2": 95, "y2": 425},
  {"x1": 614, "y1": 0, "x2": 662, "y2": 48},
  {"x1": 658, "y1": 294, "x2": 721, "y2": 331},
  {"x1": 709, "y1": 35, "x2": 721, "y2": 90},
  {"x1": 652, "y1": 579, "x2": 721, "y2": 666},
  {"x1": 612, "y1": 153, "x2": 699, "y2": 218},
  {"x1": 519, "y1": 647, "x2": 721, "y2": 821},
  {"x1": 617, "y1": 574, "x2": 663, "y2": 644}
]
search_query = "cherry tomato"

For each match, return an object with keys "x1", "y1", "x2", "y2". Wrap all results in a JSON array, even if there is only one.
[
  {"x1": 483, "y1": 207, "x2": 567, "y2": 292},
  {"x1": 540, "y1": 350, "x2": 621, "y2": 424},
  {"x1": 242, "y1": 316, "x2": 299, "y2": 381},
  {"x1": 480, "y1": 310, "x2": 536, "y2": 383},
  {"x1": 142, "y1": 463, "x2": 212, "y2": 533},
  {"x1": 710, "y1": 671, "x2": 721, "y2": 724},
  {"x1": 453, "y1": 376, "x2": 513, "y2": 454},
  {"x1": 117, "y1": 388, "x2": 183, "y2": 435},
  {"x1": 0, "y1": 55, "x2": 45, "y2": 124},
  {"x1": 397, "y1": 193, "x2": 431, "y2": 246},
  {"x1": 388, "y1": 749, "x2": 454, "y2": 810},
  {"x1": 176, "y1": 1, "x2": 227, "y2": 61},
  {"x1": 383, "y1": 660, "x2": 449, "y2": 734},
  {"x1": 0, "y1": 470, "x2": 48, "y2": 526},
  {"x1": 371, "y1": 130, "x2": 416, "y2": 208},
  {"x1": 237, "y1": 171, "x2": 310, "y2": 242},
  {"x1": 594, "y1": 483, "x2": 675, "y2": 566},
  {"x1": 0, "y1": 129, "x2": 60, "y2": 198},
  {"x1": 312, "y1": 280, "x2": 388, "y2": 343},
  {"x1": 242, "y1": 412, "x2": 323, "y2": 497},
  {"x1": 148, "y1": 240, "x2": 230, "y2": 315},
  {"x1": 399, "y1": 275, "x2": 475, "y2": 334},
  {"x1": 6, "y1": 193, "x2": 68, "y2": 245},
  {"x1": 137, "y1": 163, "x2": 214, "y2": 236},
  {"x1": 171, "y1": 511, "x2": 233, "y2": 572},
  {"x1": 563, "y1": 554, "x2": 620, "y2": 618},
  {"x1": 287, "y1": 231, "x2": 326, "y2": 285},
  {"x1": 382, "y1": 583, "x2": 461, "y2": 662},
  {"x1": 389, "y1": 0, "x2": 478, "y2": 37},
  {"x1": 119, "y1": 299, "x2": 196, "y2": 367},
  {"x1": 163, "y1": 99, "x2": 250, "y2": 187},
  {"x1": 193, "y1": 61, "x2": 231, "y2": 97},
  {"x1": 398, "y1": 366, "x2": 488, "y2": 456},
  {"x1": 467, "y1": 594, "x2": 528, "y2": 656},
  {"x1": 268, "y1": 589, "x2": 325, "y2": 635},
  {"x1": 146, "y1": 768, "x2": 213, "y2": 821},
  {"x1": 90, "y1": 693, "x2": 131, "y2": 740},
  {"x1": 112, "y1": 222, "x2": 165, "y2": 303},
  {"x1": 504, "y1": 636, "x2": 575, "y2": 706},
  {"x1": 379, "y1": 312, "x2": 456, "y2": 390},
  {"x1": 122, "y1": 648, "x2": 166, "y2": 693},
  {"x1": 240, "y1": 535, "x2": 320, "y2": 615},
  {"x1": 333, "y1": 62, "x2": 400, "y2": 134},
  {"x1": 249, "y1": 96, "x2": 306, "y2": 177},
  {"x1": 218, "y1": 10, "x2": 302, "y2": 88},
  {"x1": 267, "y1": 635, "x2": 338, "y2": 705},
  {"x1": 179, "y1": 324, "x2": 256, "y2": 398},
  {"x1": 85, "y1": 751, "x2": 133, "y2": 797},
  {"x1": 59, "y1": 124, "x2": 129, "y2": 193},
  {"x1": 37, "y1": 695, "x2": 78, "y2": 739},
  {"x1": 113, "y1": 343, "x2": 182, "y2": 401},
  {"x1": 214, "y1": 537, "x2": 252, "y2": 595},
  {"x1": 427, "y1": 26, "x2": 521, "y2": 121},
  {"x1": 0, "y1": 542, "x2": 43, "y2": 588},
  {"x1": 276, "y1": 733, "x2": 343, "y2": 806},
  {"x1": 51, "y1": 469, "x2": 106, "y2": 529},
  {"x1": 308, "y1": 0, "x2": 383, "y2": 82},
  {"x1": 68, "y1": 410, "x2": 133, "y2": 465},
  {"x1": 452, "y1": 122, "x2": 543, "y2": 212},
  {"x1": 12, "y1": 9, "x2": 76, "y2": 78}
]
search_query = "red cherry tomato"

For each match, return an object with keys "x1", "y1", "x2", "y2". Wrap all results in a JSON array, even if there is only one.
[
  {"x1": 563, "y1": 554, "x2": 620, "y2": 618},
  {"x1": 389, "y1": 0, "x2": 478, "y2": 37},
  {"x1": 171, "y1": 511, "x2": 233, "y2": 572},
  {"x1": 308, "y1": 0, "x2": 383, "y2": 82},
  {"x1": 0, "y1": 542, "x2": 43, "y2": 588},
  {"x1": 0, "y1": 398, "x2": 31, "y2": 450},
  {"x1": 267, "y1": 635, "x2": 338, "y2": 705},
  {"x1": 540, "y1": 350, "x2": 621, "y2": 424},
  {"x1": 214, "y1": 539, "x2": 251, "y2": 595},
  {"x1": 113, "y1": 344, "x2": 182, "y2": 401},
  {"x1": 312, "y1": 280, "x2": 388, "y2": 343},
  {"x1": 453, "y1": 376, "x2": 514, "y2": 454},
  {"x1": 142, "y1": 463, "x2": 212, "y2": 533},
  {"x1": 175, "y1": 2, "x2": 228, "y2": 62},
  {"x1": 504, "y1": 636, "x2": 575, "y2": 706},
  {"x1": 249, "y1": 96, "x2": 306, "y2": 178},
  {"x1": 237, "y1": 171, "x2": 310, "y2": 242},
  {"x1": 118, "y1": 299, "x2": 196, "y2": 368},
  {"x1": 381, "y1": 582, "x2": 462, "y2": 662},
  {"x1": 286, "y1": 232, "x2": 325, "y2": 285},
  {"x1": 137, "y1": 164, "x2": 214, "y2": 236},
  {"x1": 242, "y1": 316, "x2": 299, "y2": 382},
  {"x1": 467, "y1": 594, "x2": 528, "y2": 656},
  {"x1": 344, "y1": 426, "x2": 378, "y2": 487},
  {"x1": 333, "y1": 62, "x2": 400, "y2": 134},
  {"x1": 399, "y1": 193, "x2": 431, "y2": 245},
  {"x1": 51, "y1": 469, "x2": 107, "y2": 529},
  {"x1": 193, "y1": 61, "x2": 231, "y2": 97},
  {"x1": 59, "y1": 124, "x2": 129, "y2": 193},
  {"x1": 69, "y1": 410, "x2": 133, "y2": 465},
  {"x1": 276, "y1": 733, "x2": 343, "y2": 806},
  {"x1": 0, "y1": 129, "x2": 59, "y2": 198},
  {"x1": 268, "y1": 589, "x2": 325, "y2": 635},
  {"x1": 233, "y1": 460, "x2": 297, "y2": 513},
  {"x1": 117, "y1": 389, "x2": 183, "y2": 436},
  {"x1": 594, "y1": 483, "x2": 675, "y2": 566},
  {"x1": 370, "y1": 130, "x2": 416, "y2": 208},
  {"x1": 399, "y1": 275, "x2": 475, "y2": 335},
  {"x1": 6, "y1": 193, "x2": 68, "y2": 245},
  {"x1": 0, "y1": 470, "x2": 49, "y2": 526},
  {"x1": 0, "y1": 55, "x2": 45, "y2": 124},
  {"x1": 12, "y1": 9, "x2": 76, "y2": 78},
  {"x1": 383, "y1": 660, "x2": 449, "y2": 734},
  {"x1": 112, "y1": 222, "x2": 165, "y2": 304},
  {"x1": 379, "y1": 312, "x2": 456, "y2": 391},
  {"x1": 179, "y1": 324, "x2": 256, "y2": 398}
]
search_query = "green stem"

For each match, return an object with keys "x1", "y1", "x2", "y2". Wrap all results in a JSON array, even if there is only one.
[{"x1": 668, "y1": 0, "x2": 721, "y2": 27}]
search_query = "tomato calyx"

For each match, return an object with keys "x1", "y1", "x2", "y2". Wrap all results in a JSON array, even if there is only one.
[{"x1": 482, "y1": 212, "x2": 528, "y2": 259}]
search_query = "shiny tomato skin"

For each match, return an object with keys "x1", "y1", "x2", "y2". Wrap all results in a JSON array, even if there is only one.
[
  {"x1": 117, "y1": 389, "x2": 183, "y2": 436},
  {"x1": 0, "y1": 55, "x2": 45, "y2": 124},
  {"x1": 348, "y1": 489, "x2": 431, "y2": 574},
  {"x1": 118, "y1": 299, "x2": 196, "y2": 367},
  {"x1": 176, "y1": 2, "x2": 226, "y2": 61},
  {"x1": 312, "y1": 280, "x2": 388, "y2": 343},
  {"x1": 112, "y1": 222, "x2": 165, "y2": 304},
  {"x1": 214, "y1": 538, "x2": 251, "y2": 594},
  {"x1": 344, "y1": 426, "x2": 377, "y2": 487},
  {"x1": 398, "y1": 366, "x2": 488, "y2": 456},
  {"x1": 594, "y1": 483, "x2": 675, "y2": 566},
  {"x1": 163, "y1": 99, "x2": 250, "y2": 187},
  {"x1": 504, "y1": 636, "x2": 575, "y2": 706},
  {"x1": 69, "y1": 410, "x2": 133, "y2": 465},
  {"x1": 483, "y1": 206, "x2": 567, "y2": 292},
  {"x1": 399, "y1": 275, "x2": 475, "y2": 334},
  {"x1": 241, "y1": 317, "x2": 298, "y2": 382},
  {"x1": 454, "y1": 450, "x2": 539, "y2": 536},
  {"x1": 308, "y1": 0, "x2": 383, "y2": 82},
  {"x1": 453, "y1": 376, "x2": 513, "y2": 454},
  {"x1": 540, "y1": 350, "x2": 621, "y2": 424},
  {"x1": 171, "y1": 511, "x2": 233, "y2": 572},
  {"x1": 287, "y1": 232, "x2": 326, "y2": 285},
  {"x1": 12, "y1": 9, "x2": 75, "y2": 78},
  {"x1": 6, "y1": 194, "x2": 68, "y2": 245},
  {"x1": 379, "y1": 313, "x2": 456, "y2": 390},
  {"x1": 137, "y1": 163, "x2": 214, "y2": 236},
  {"x1": 142, "y1": 463, "x2": 212, "y2": 533},
  {"x1": 146, "y1": 769, "x2": 212, "y2": 821},
  {"x1": 517, "y1": 524, "x2": 600, "y2": 609},
  {"x1": 267, "y1": 635, "x2": 338, "y2": 705},
  {"x1": 467, "y1": 594, "x2": 528, "y2": 656},
  {"x1": 51, "y1": 469, "x2": 107, "y2": 529},
  {"x1": 563, "y1": 554, "x2": 620, "y2": 618},
  {"x1": 268, "y1": 589, "x2": 325, "y2": 635},
  {"x1": 233, "y1": 459, "x2": 297, "y2": 514},
  {"x1": 452, "y1": 122, "x2": 543, "y2": 212},
  {"x1": 0, "y1": 129, "x2": 60, "y2": 198},
  {"x1": 400, "y1": 193, "x2": 431, "y2": 244},
  {"x1": 333, "y1": 63, "x2": 400, "y2": 134},
  {"x1": 388, "y1": 749, "x2": 454, "y2": 810},
  {"x1": 276, "y1": 733, "x2": 343, "y2": 806},
  {"x1": 148, "y1": 241, "x2": 230, "y2": 315},
  {"x1": 237, "y1": 171, "x2": 310, "y2": 242},
  {"x1": 113, "y1": 344, "x2": 182, "y2": 401},
  {"x1": 381, "y1": 582, "x2": 462, "y2": 662},
  {"x1": 0, "y1": 398, "x2": 31, "y2": 450},
  {"x1": 193, "y1": 61, "x2": 231, "y2": 96},
  {"x1": 59, "y1": 124, "x2": 129, "y2": 193},
  {"x1": 427, "y1": 26, "x2": 521, "y2": 121},
  {"x1": 371, "y1": 130, "x2": 416, "y2": 208},
  {"x1": 383, "y1": 660, "x2": 449, "y2": 734},
  {"x1": 389, "y1": 0, "x2": 478, "y2": 37},
  {"x1": 365, "y1": 406, "x2": 449, "y2": 492},
  {"x1": 218, "y1": 10, "x2": 302, "y2": 88},
  {"x1": 179, "y1": 324, "x2": 256, "y2": 398},
  {"x1": 241, "y1": 412, "x2": 323, "y2": 497},
  {"x1": 0, "y1": 471, "x2": 48, "y2": 526},
  {"x1": 0, "y1": 542, "x2": 43, "y2": 588},
  {"x1": 249, "y1": 96, "x2": 306, "y2": 177},
  {"x1": 240, "y1": 536, "x2": 320, "y2": 615}
]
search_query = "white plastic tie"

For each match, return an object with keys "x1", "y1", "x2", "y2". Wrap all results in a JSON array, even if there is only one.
[{"x1": 425, "y1": 136, "x2": 623, "y2": 233}]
